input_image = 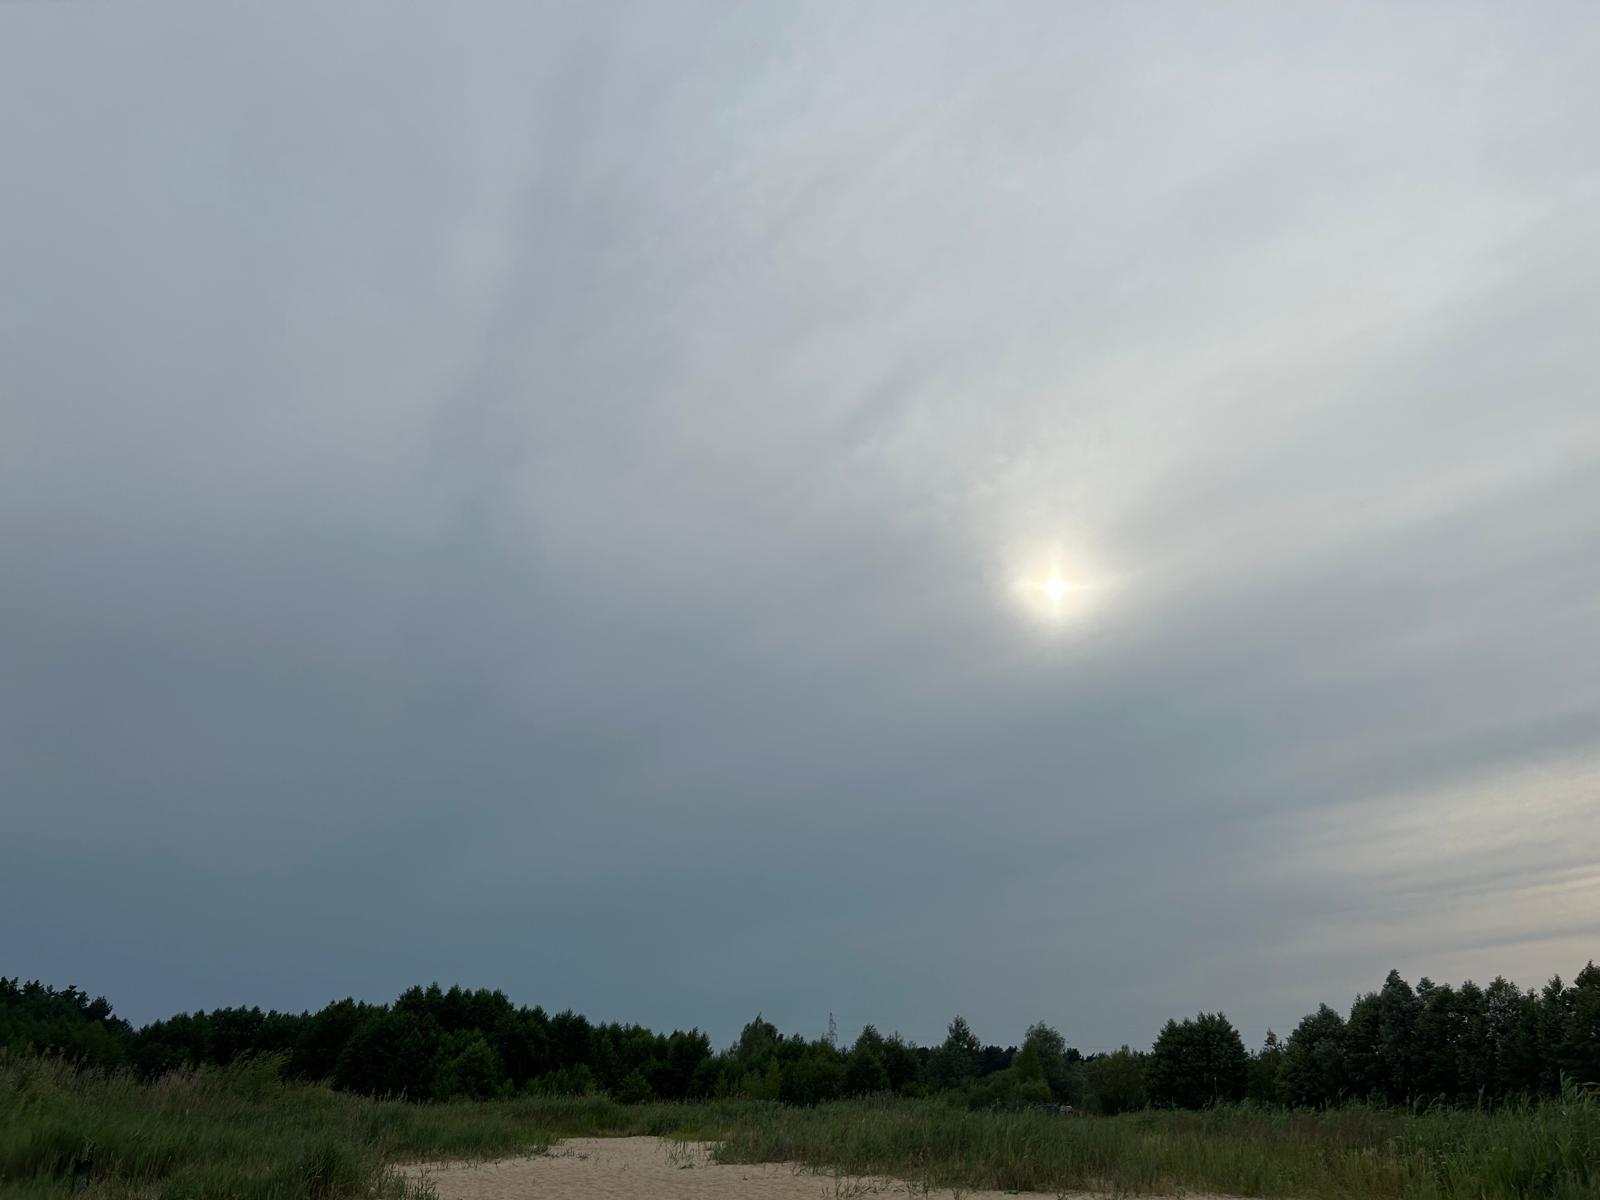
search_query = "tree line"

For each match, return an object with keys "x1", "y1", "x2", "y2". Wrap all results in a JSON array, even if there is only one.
[{"x1": 3, "y1": 959, "x2": 1597, "y2": 1109}]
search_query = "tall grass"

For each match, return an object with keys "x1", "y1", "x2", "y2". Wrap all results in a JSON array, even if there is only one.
[
  {"x1": 0, "y1": 1055, "x2": 766, "y2": 1198},
  {"x1": 4, "y1": 1055, "x2": 1596, "y2": 1199},
  {"x1": 0, "y1": 1054, "x2": 546, "y2": 1199},
  {"x1": 710, "y1": 1091, "x2": 1600, "y2": 1200}
]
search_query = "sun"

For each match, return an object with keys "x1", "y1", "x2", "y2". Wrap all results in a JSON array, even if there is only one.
[{"x1": 1011, "y1": 555, "x2": 1101, "y2": 625}]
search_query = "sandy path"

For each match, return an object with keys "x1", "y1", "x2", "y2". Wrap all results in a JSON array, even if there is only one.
[{"x1": 404, "y1": 1135, "x2": 1106, "y2": 1199}]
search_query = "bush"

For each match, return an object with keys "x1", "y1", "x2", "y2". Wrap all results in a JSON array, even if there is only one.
[
  {"x1": 433, "y1": 1031, "x2": 503, "y2": 1101},
  {"x1": 616, "y1": 1069, "x2": 654, "y2": 1104},
  {"x1": 528, "y1": 1064, "x2": 598, "y2": 1096},
  {"x1": 1085, "y1": 1046, "x2": 1148, "y2": 1115}
]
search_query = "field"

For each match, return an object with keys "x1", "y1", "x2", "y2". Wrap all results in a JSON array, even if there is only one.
[{"x1": 2, "y1": 1054, "x2": 1597, "y2": 1200}]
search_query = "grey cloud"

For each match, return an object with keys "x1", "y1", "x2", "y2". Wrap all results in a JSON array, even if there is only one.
[{"x1": 3, "y1": 1, "x2": 1598, "y2": 1052}]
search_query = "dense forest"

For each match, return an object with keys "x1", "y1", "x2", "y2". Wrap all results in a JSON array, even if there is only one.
[{"x1": 4, "y1": 961, "x2": 1597, "y2": 1111}]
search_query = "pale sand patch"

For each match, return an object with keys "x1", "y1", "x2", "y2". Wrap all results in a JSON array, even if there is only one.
[{"x1": 404, "y1": 1135, "x2": 1185, "y2": 1200}]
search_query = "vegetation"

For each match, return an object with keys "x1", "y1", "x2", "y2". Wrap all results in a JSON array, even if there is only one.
[
  {"x1": 3, "y1": 1056, "x2": 1597, "y2": 1200},
  {"x1": 713, "y1": 1090, "x2": 1600, "y2": 1200},
  {"x1": 0, "y1": 1052, "x2": 545, "y2": 1199},
  {"x1": 0, "y1": 981, "x2": 130, "y2": 1073},
  {"x1": 7, "y1": 961, "x2": 1598, "y2": 1113},
  {"x1": 4, "y1": 963, "x2": 1599, "y2": 1196}
]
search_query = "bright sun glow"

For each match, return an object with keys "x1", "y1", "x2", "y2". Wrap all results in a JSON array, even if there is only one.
[{"x1": 1011, "y1": 556, "x2": 1102, "y2": 625}]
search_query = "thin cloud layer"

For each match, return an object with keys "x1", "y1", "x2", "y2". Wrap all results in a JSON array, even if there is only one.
[{"x1": 3, "y1": 2, "x2": 1597, "y2": 1051}]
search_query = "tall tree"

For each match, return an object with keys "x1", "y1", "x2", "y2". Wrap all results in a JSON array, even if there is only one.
[
  {"x1": 1149, "y1": 1013, "x2": 1248, "y2": 1108},
  {"x1": 1376, "y1": 969, "x2": 1421, "y2": 1103},
  {"x1": 1247, "y1": 1029, "x2": 1285, "y2": 1104},
  {"x1": 844, "y1": 1039, "x2": 890, "y2": 1095},
  {"x1": 333, "y1": 1009, "x2": 441, "y2": 1098},
  {"x1": 1085, "y1": 1047, "x2": 1148, "y2": 1115},
  {"x1": 927, "y1": 1016, "x2": 981, "y2": 1090},
  {"x1": 1022, "y1": 1021, "x2": 1083, "y2": 1105},
  {"x1": 1558, "y1": 962, "x2": 1600, "y2": 1088},
  {"x1": 1280, "y1": 1005, "x2": 1348, "y2": 1107},
  {"x1": 1482, "y1": 977, "x2": 1538, "y2": 1096}
]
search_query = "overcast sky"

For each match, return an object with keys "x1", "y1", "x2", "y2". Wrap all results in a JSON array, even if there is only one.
[{"x1": 3, "y1": 2, "x2": 1598, "y2": 1052}]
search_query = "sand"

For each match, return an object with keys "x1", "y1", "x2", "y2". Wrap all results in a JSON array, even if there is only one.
[{"x1": 403, "y1": 1135, "x2": 1107, "y2": 1200}]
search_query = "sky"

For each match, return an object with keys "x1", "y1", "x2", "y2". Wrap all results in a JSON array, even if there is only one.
[{"x1": 2, "y1": 2, "x2": 1597, "y2": 1053}]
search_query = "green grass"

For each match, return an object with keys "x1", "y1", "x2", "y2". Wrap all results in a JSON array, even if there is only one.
[
  {"x1": 0, "y1": 1054, "x2": 547, "y2": 1199},
  {"x1": 707, "y1": 1093, "x2": 1600, "y2": 1200},
  {"x1": 4, "y1": 1055, "x2": 1597, "y2": 1199}
]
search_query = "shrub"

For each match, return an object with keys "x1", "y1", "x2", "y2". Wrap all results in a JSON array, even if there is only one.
[{"x1": 616, "y1": 1069, "x2": 654, "y2": 1104}]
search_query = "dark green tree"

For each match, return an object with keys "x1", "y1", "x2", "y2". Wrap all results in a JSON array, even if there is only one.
[
  {"x1": 649, "y1": 1029, "x2": 711, "y2": 1101},
  {"x1": 1452, "y1": 980, "x2": 1492, "y2": 1102},
  {"x1": 1411, "y1": 979, "x2": 1461, "y2": 1101},
  {"x1": 926, "y1": 1015, "x2": 981, "y2": 1090},
  {"x1": 616, "y1": 1068, "x2": 654, "y2": 1104},
  {"x1": 1483, "y1": 977, "x2": 1539, "y2": 1096},
  {"x1": 1247, "y1": 1029, "x2": 1285, "y2": 1104},
  {"x1": 1148, "y1": 1012, "x2": 1248, "y2": 1108},
  {"x1": 879, "y1": 1033, "x2": 920, "y2": 1094},
  {"x1": 1022, "y1": 1022, "x2": 1083, "y2": 1105},
  {"x1": 1085, "y1": 1046, "x2": 1148, "y2": 1115},
  {"x1": 1280, "y1": 1004, "x2": 1348, "y2": 1107},
  {"x1": 1343, "y1": 992, "x2": 1383, "y2": 1099},
  {"x1": 334, "y1": 1009, "x2": 441, "y2": 1098},
  {"x1": 965, "y1": 1040, "x2": 1053, "y2": 1110},
  {"x1": 843, "y1": 1040, "x2": 890, "y2": 1095},
  {"x1": 548, "y1": 1009, "x2": 594, "y2": 1072},
  {"x1": 288, "y1": 999, "x2": 373, "y2": 1083},
  {"x1": 433, "y1": 1030, "x2": 503, "y2": 1101},
  {"x1": 778, "y1": 1042, "x2": 846, "y2": 1105},
  {"x1": 1376, "y1": 969, "x2": 1421, "y2": 1103},
  {"x1": 1558, "y1": 962, "x2": 1600, "y2": 1088},
  {"x1": 734, "y1": 1015, "x2": 781, "y2": 1068},
  {"x1": 0, "y1": 978, "x2": 130, "y2": 1069},
  {"x1": 493, "y1": 1006, "x2": 551, "y2": 1087}
]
